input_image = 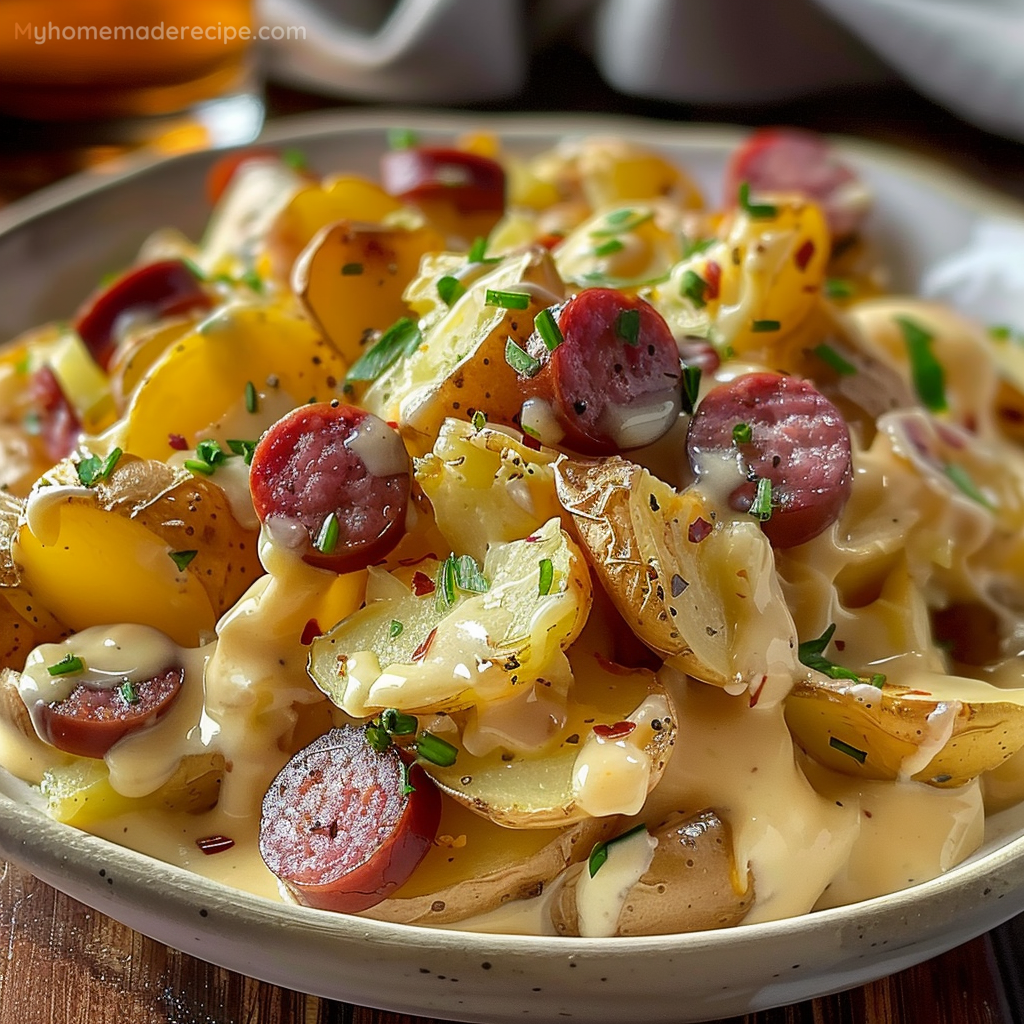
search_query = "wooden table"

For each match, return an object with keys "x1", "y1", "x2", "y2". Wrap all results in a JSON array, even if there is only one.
[{"x1": 2, "y1": 40, "x2": 1024, "y2": 1024}]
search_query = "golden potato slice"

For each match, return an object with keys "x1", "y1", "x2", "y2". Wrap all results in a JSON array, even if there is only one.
[
  {"x1": 421, "y1": 654, "x2": 675, "y2": 828},
  {"x1": 294, "y1": 218, "x2": 445, "y2": 364},
  {"x1": 41, "y1": 751, "x2": 224, "y2": 826},
  {"x1": 118, "y1": 302, "x2": 345, "y2": 461},
  {"x1": 416, "y1": 418, "x2": 562, "y2": 562},
  {"x1": 362, "y1": 246, "x2": 566, "y2": 450},
  {"x1": 307, "y1": 517, "x2": 591, "y2": 715},
  {"x1": 360, "y1": 797, "x2": 615, "y2": 926},
  {"x1": 551, "y1": 810, "x2": 753, "y2": 937},
  {"x1": 554, "y1": 456, "x2": 800, "y2": 706},
  {"x1": 785, "y1": 670, "x2": 1024, "y2": 787},
  {"x1": 14, "y1": 454, "x2": 262, "y2": 646}
]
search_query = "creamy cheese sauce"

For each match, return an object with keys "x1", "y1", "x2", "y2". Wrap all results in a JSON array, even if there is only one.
[{"x1": 574, "y1": 828, "x2": 657, "y2": 937}]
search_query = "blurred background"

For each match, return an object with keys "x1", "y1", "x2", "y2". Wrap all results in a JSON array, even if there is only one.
[{"x1": 1, "y1": 0, "x2": 1024, "y2": 205}]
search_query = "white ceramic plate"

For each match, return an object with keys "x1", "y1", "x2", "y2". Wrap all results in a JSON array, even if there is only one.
[{"x1": 2, "y1": 111, "x2": 1024, "y2": 1024}]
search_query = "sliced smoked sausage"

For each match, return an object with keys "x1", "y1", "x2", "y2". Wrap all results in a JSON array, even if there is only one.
[
  {"x1": 259, "y1": 725, "x2": 441, "y2": 913},
  {"x1": 36, "y1": 666, "x2": 184, "y2": 760},
  {"x1": 686, "y1": 371, "x2": 853, "y2": 548},
  {"x1": 517, "y1": 288, "x2": 682, "y2": 455},
  {"x1": 724, "y1": 128, "x2": 869, "y2": 241},
  {"x1": 249, "y1": 403, "x2": 411, "y2": 573},
  {"x1": 380, "y1": 147, "x2": 505, "y2": 215}
]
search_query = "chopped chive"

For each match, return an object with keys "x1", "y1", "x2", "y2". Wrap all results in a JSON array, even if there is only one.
[
  {"x1": 169, "y1": 550, "x2": 197, "y2": 571},
  {"x1": 680, "y1": 364, "x2": 702, "y2": 415},
  {"x1": 829, "y1": 736, "x2": 868, "y2": 764},
  {"x1": 505, "y1": 338, "x2": 541, "y2": 377},
  {"x1": 590, "y1": 209, "x2": 654, "y2": 237},
  {"x1": 314, "y1": 512, "x2": 340, "y2": 555},
  {"x1": 387, "y1": 127, "x2": 418, "y2": 150},
  {"x1": 751, "y1": 319, "x2": 781, "y2": 333},
  {"x1": 437, "y1": 275, "x2": 467, "y2": 307},
  {"x1": 680, "y1": 269, "x2": 708, "y2": 308},
  {"x1": 944, "y1": 463, "x2": 994, "y2": 509},
  {"x1": 388, "y1": 619, "x2": 404, "y2": 639},
  {"x1": 281, "y1": 147, "x2": 308, "y2": 170},
  {"x1": 435, "y1": 554, "x2": 458, "y2": 611},
  {"x1": 813, "y1": 343, "x2": 857, "y2": 376},
  {"x1": 184, "y1": 459, "x2": 215, "y2": 476},
  {"x1": 414, "y1": 730, "x2": 458, "y2": 767},
  {"x1": 181, "y1": 256, "x2": 206, "y2": 281},
  {"x1": 614, "y1": 308, "x2": 641, "y2": 347},
  {"x1": 244, "y1": 380, "x2": 258, "y2": 413},
  {"x1": 471, "y1": 410, "x2": 487, "y2": 430},
  {"x1": 195, "y1": 439, "x2": 226, "y2": 467},
  {"x1": 485, "y1": 289, "x2": 530, "y2": 311},
  {"x1": 682, "y1": 236, "x2": 715, "y2": 258},
  {"x1": 47, "y1": 653, "x2": 84, "y2": 676},
  {"x1": 534, "y1": 307, "x2": 564, "y2": 352},
  {"x1": 454, "y1": 554, "x2": 489, "y2": 594},
  {"x1": 593, "y1": 238, "x2": 625, "y2": 258},
  {"x1": 117, "y1": 680, "x2": 140, "y2": 705},
  {"x1": 825, "y1": 277, "x2": 855, "y2": 299},
  {"x1": 76, "y1": 447, "x2": 122, "y2": 487},
  {"x1": 738, "y1": 181, "x2": 778, "y2": 219},
  {"x1": 467, "y1": 237, "x2": 496, "y2": 264},
  {"x1": 341, "y1": 262, "x2": 363, "y2": 276},
  {"x1": 365, "y1": 723, "x2": 391, "y2": 753},
  {"x1": 895, "y1": 315, "x2": 947, "y2": 412},
  {"x1": 226, "y1": 438, "x2": 258, "y2": 465},
  {"x1": 538, "y1": 557, "x2": 554, "y2": 596},
  {"x1": 750, "y1": 477, "x2": 773, "y2": 520},
  {"x1": 588, "y1": 823, "x2": 648, "y2": 878},
  {"x1": 240, "y1": 268, "x2": 263, "y2": 293},
  {"x1": 380, "y1": 707, "x2": 418, "y2": 736},
  {"x1": 732, "y1": 422, "x2": 752, "y2": 445},
  {"x1": 798, "y1": 623, "x2": 886, "y2": 686},
  {"x1": 345, "y1": 317, "x2": 423, "y2": 383}
]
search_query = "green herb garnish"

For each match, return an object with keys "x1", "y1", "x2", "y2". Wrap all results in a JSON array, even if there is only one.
[
  {"x1": 732, "y1": 422, "x2": 752, "y2": 445},
  {"x1": 504, "y1": 338, "x2": 541, "y2": 377},
  {"x1": 387, "y1": 128, "x2": 419, "y2": 151},
  {"x1": 485, "y1": 289, "x2": 530, "y2": 311},
  {"x1": 437, "y1": 275, "x2": 467, "y2": 307},
  {"x1": 345, "y1": 317, "x2": 423, "y2": 383},
  {"x1": 534, "y1": 307, "x2": 564, "y2": 352},
  {"x1": 798, "y1": 623, "x2": 886, "y2": 687},
  {"x1": 226, "y1": 439, "x2": 258, "y2": 465},
  {"x1": 244, "y1": 380, "x2": 258, "y2": 413},
  {"x1": 944, "y1": 464, "x2": 994, "y2": 509},
  {"x1": 895, "y1": 315, "x2": 947, "y2": 412},
  {"x1": 588, "y1": 823, "x2": 649, "y2": 878},
  {"x1": 813, "y1": 343, "x2": 857, "y2": 376},
  {"x1": 824, "y1": 277, "x2": 855, "y2": 299},
  {"x1": 341, "y1": 262, "x2": 363, "y2": 276},
  {"x1": 750, "y1": 477, "x2": 773, "y2": 520},
  {"x1": 829, "y1": 736, "x2": 868, "y2": 764},
  {"x1": 680, "y1": 269, "x2": 708, "y2": 308},
  {"x1": 314, "y1": 512, "x2": 340, "y2": 555},
  {"x1": 681, "y1": 364, "x2": 702, "y2": 415},
  {"x1": 614, "y1": 308, "x2": 640, "y2": 347},
  {"x1": 117, "y1": 680, "x2": 140, "y2": 705},
  {"x1": 751, "y1": 319, "x2": 781, "y2": 333},
  {"x1": 169, "y1": 550, "x2": 198, "y2": 571},
  {"x1": 538, "y1": 557, "x2": 554, "y2": 596},
  {"x1": 738, "y1": 181, "x2": 777, "y2": 219},
  {"x1": 47, "y1": 653, "x2": 84, "y2": 677},
  {"x1": 76, "y1": 447, "x2": 122, "y2": 488},
  {"x1": 593, "y1": 238, "x2": 625, "y2": 258},
  {"x1": 414, "y1": 730, "x2": 458, "y2": 767},
  {"x1": 388, "y1": 619, "x2": 404, "y2": 639}
]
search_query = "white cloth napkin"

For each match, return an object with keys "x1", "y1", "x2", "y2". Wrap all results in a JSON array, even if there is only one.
[{"x1": 257, "y1": 0, "x2": 1024, "y2": 141}]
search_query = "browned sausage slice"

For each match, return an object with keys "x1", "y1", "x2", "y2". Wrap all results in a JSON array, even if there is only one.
[
  {"x1": 74, "y1": 259, "x2": 212, "y2": 370},
  {"x1": 380, "y1": 147, "x2": 505, "y2": 214},
  {"x1": 724, "y1": 128, "x2": 869, "y2": 241},
  {"x1": 249, "y1": 403, "x2": 411, "y2": 573},
  {"x1": 36, "y1": 666, "x2": 184, "y2": 760},
  {"x1": 686, "y1": 372, "x2": 853, "y2": 548},
  {"x1": 518, "y1": 288, "x2": 682, "y2": 455},
  {"x1": 259, "y1": 726, "x2": 441, "y2": 913}
]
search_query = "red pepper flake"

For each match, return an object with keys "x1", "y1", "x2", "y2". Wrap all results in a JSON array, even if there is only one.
[
  {"x1": 748, "y1": 675, "x2": 768, "y2": 708},
  {"x1": 524, "y1": 534, "x2": 541, "y2": 543},
  {"x1": 300, "y1": 618, "x2": 321, "y2": 645},
  {"x1": 795, "y1": 239, "x2": 815, "y2": 272},
  {"x1": 704, "y1": 260, "x2": 721, "y2": 300},
  {"x1": 387, "y1": 421, "x2": 400, "y2": 430},
  {"x1": 412, "y1": 571, "x2": 436, "y2": 596},
  {"x1": 536, "y1": 232, "x2": 566, "y2": 251},
  {"x1": 168, "y1": 433, "x2": 188, "y2": 450},
  {"x1": 834, "y1": 639, "x2": 846, "y2": 652},
  {"x1": 688, "y1": 517, "x2": 713, "y2": 543},
  {"x1": 411, "y1": 627, "x2": 438, "y2": 662},
  {"x1": 593, "y1": 720, "x2": 636, "y2": 740},
  {"x1": 196, "y1": 835, "x2": 235, "y2": 855}
]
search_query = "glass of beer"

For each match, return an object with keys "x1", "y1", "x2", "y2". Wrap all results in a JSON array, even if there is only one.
[{"x1": 0, "y1": 0, "x2": 263, "y2": 152}]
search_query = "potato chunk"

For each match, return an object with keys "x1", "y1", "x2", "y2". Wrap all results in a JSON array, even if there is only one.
[{"x1": 550, "y1": 810, "x2": 753, "y2": 937}]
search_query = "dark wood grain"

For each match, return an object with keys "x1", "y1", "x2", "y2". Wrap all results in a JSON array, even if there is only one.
[{"x1": 0, "y1": 861, "x2": 1012, "y2": 1024}]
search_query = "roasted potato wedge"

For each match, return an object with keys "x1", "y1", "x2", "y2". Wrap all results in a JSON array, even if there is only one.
[
  {"x1": 362, "y1": 246, "x2": 565, "y2": 450},
  {"x1": 555, "y1": 456, "x2": 800, "y2": 706},
  {"x1": 118, "y1": 302, "x2": 345, "y2": 461},
  {"x1": 422, "y1": 653, "x2": 675, "y2": 827},
  {"x1": 294, "y1": 218, "x2": 445, "y2": 364},
  {"x1": 14, "y1": 454, "x2": 262, "y2": 646},
  {"x1": 360, "y1": 797, "x2": 615, "y2": 926},
  {"x1": 785, "y1": 670, "x2": 1024, "y2": 787},
  {"x1": 551, "y1": 810, "x2": 753, "y2": 937},
  {"x1": 416, "y1": 418, "x2": 563, "y2": 562},
  {"x1": 308, "y1": 517, "x2": 591, "y2": 715}
]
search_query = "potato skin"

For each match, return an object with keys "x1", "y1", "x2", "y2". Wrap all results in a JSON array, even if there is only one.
[{"x1": 551, "y1": 809, "x2": 753, "y2": 937}]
